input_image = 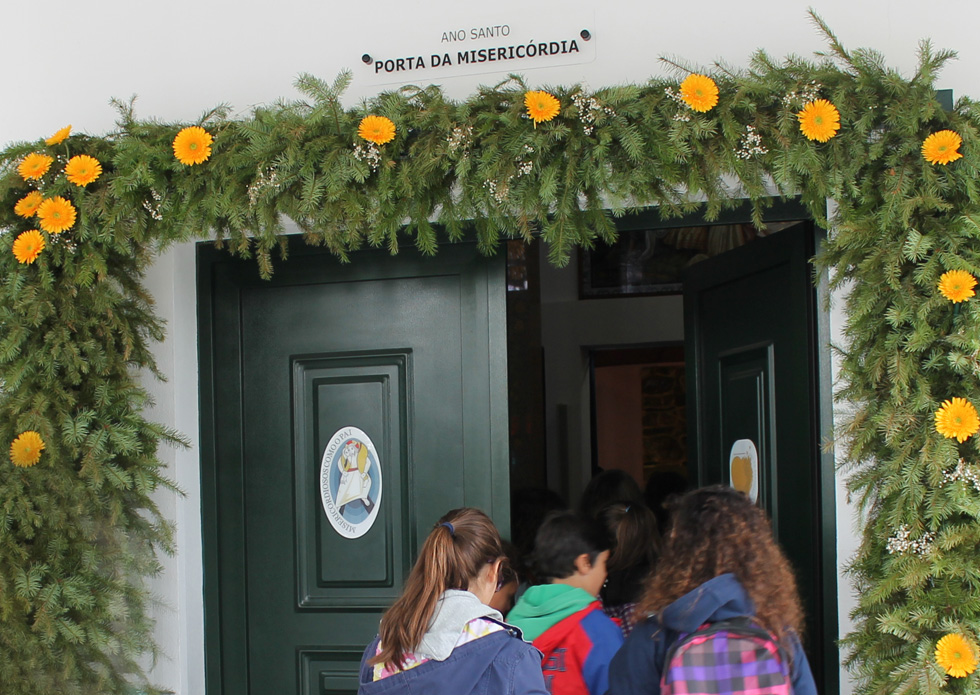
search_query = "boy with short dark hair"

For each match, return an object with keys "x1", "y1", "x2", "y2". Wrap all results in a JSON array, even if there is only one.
[{"x1": 507, "y1": 511, "x2": 624, "y2": 695}]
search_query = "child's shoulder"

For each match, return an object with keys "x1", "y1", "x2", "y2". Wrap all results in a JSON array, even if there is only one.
[{"x1": 577, "y1": 602, "x2": 625, "y2": 644}]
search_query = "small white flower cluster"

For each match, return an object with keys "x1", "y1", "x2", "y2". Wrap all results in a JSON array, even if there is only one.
[
  {"x1": 571, "y1": 93, "x2": 615, "y2": 135},
  {"x1": 944, "y1": 458, "x2": 980, "y2": 494},
  {"x1": 352, "y1": 143, "x2": 382, "y2": 172},
  {"x1": 48, "y1": 233, "x2": 77, "y2": 254},
  {"x1": 517, "y1": 144, "x2": 534, "y2": 177},
  {"x1": 736, "y1": 124, "x2": 768, "y2": 160},
  {"x1": 781, "y1": 80, "x2": 824, "y2": 108},
  {"x1": 664, "y1": 86, "x2": 688, "y2": 108},
  {"x1": 673, "y1": 113, "x2": 692, "y2": 123},
  {"x1": 142, "y1": 188, "x2": 163, "y2": 221},
  {"x1": 247, "y1": 166, "x2": 283, "y2": 206},
  {"x1": 483, "y1": 178, "x2": 510, "y2": 203},
  {"x1": 446, "y1": 125, "x2": 474, "y2": 155},
  {"x1": 886, "y1": 524, "x2": 936, "y2": 557}
]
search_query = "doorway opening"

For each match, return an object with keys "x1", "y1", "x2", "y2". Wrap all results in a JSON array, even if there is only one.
[{"x1": 503, "y1": 202, "x2": 837, "y2": 694}]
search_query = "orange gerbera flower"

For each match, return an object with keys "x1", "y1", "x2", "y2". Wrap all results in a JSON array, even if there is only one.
[
  {"x1": 922, "y1": 130, "x2": 963, "y2": 165},
  {"x1": 524, "y1": 91, "x2": 561, "y2": 126},
  {"x1": 679, "y1": 74, "x2": 719, "y2": 113},
  {"x1": 935, "y1": 633, "x2": 978, "y2": 678},
  {"x1": 65, "y1": 154, "x2": 103, "y2": 187},
  {"x1": 938, "y1": 270, "x2": 977, "y2": 303},
  {"x1": 9, "y1": 431, "x2": 45, "y2": 467},
  {"x1": 12, "y1": 230, "x2": 45, "y2": 265},
  {"x1": 14, "y1": 191, "x2": 44, "y2": 218},
  {"x1": 798, "y1": 100, "x2": 841, "y2": 142},
  {"x1": 935, "y1": 397, "x2": 980, "y2": 443},
  {"x1": 37, "y1": 196, "x2": 77, "y2": 234},
  {"x1": 357, "y1": 115, "x2": 397, "y2": 145},
  {"x1": 18, "y1": 153, "x2": 54, "y2": 181},
  {"x1": 45, "y1": 125, "x2": 72, "y2": 146},
  {"x1": 173, "y1": 126, "x2": 214, "y2": 165}
]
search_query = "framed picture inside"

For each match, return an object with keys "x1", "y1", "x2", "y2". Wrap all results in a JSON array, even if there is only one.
[{"x1": 578, "y1": 221, "x2": 803, "y2": 299}]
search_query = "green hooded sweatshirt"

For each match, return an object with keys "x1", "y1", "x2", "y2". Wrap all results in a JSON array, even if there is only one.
[{"x1": 506, "y1": 584, "x2": 596, "y2": 642}]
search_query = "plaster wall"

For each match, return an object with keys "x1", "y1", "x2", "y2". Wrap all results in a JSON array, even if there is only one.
[{"x1": 2, "y1": 1, "x2": 974, "y2": 692}]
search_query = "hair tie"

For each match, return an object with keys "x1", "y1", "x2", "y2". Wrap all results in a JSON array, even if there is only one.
[{"x1": 440, "y1": 521, "x2": 455, "y2": 537}]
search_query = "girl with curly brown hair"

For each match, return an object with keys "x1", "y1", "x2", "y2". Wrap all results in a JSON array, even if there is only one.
[{"x1": 607, "y1": 485, "x2": 817, "y2": 695}]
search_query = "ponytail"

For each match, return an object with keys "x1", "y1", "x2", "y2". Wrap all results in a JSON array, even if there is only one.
[{"x1": 370, "y1": 508, "x2": 503, "y2": 669}]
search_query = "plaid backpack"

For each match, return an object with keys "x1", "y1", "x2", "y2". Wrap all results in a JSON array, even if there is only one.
[{"x1": 660, "y1": 617, "x2": 792, "y2": 695}]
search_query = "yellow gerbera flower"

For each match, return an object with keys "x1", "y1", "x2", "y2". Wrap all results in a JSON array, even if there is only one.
[
  {"x1": 9, "y1": 431, "x2": 45, "y2": 467},
  {"x1": 357, "y1": 115, "x2": 397, "y2": 145},
  {"x1": 37, "y1": 196, "x2": 77, "y2": 234},
  {"x1": 935, "y1": 633, "x2": 978, "y2": 678},
  {"x1": 922, "y1": 130, "x2": 963, "y2": 166},
  {"x1": 18, "y1": 153, "x2": 54, "y2": 181},
  {"x1": 679, "y1": 74, "x2": 719, "y2": 113},
  {"x1": 797, "y1": 100, "x2": 841, "y2": 142},
  {"x1": 14, "y1": 191, "x2": 44, "y2": 218},
  {"x1": 935, "y1": 397, "x2": 980, "y2": 443},
  {"x1": 12, "y1": 230, "x2": 45, "y2": 265},
  {"x1": 64, "y1": 154, "x2": 103, "y2": 187},
  {"x1": 45, "y1": 124, "x2": 72, "y2": 146},
  {"x1": 173, "y1": 126, "x2": 214, "y2": 166},
  {"x1": 524, "y1": 91, "x2": 561, "y2": 126},
  {"x1": 938, "y1": 270, "x2": 977, "y2": 303}
]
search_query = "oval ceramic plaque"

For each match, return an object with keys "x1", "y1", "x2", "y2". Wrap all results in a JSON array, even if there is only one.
[
  {"x1": 728, "y1": 438, "x2": 759, "y2": 503},
  {"x1": 319, "y1": 427, "x2": 382, "y2": 539}
]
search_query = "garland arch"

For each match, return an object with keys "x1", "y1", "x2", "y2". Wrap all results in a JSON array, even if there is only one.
[{"x1": 2, "y1": 14, "x2": 980, "y2": 695}]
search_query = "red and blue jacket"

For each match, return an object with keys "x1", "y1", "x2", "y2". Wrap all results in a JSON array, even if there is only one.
[{"x1": 508, "y1": 585, "x2": 624, "y2": 695}]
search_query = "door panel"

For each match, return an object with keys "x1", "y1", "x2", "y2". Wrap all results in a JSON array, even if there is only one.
[
  {"x1": 684, "y1": 223, "x2": 830, "y2": 690},
  {"x1": 199, "y1": 240, "x2": 508, "y2": 695}
]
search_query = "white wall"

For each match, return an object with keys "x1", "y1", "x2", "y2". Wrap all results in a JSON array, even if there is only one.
[
  {"x1": 5, "y1": 1, "x2": 978, "y2": 691},
  {"x1": 140, "y1": 243, "x2": 203, "y2": 695}
]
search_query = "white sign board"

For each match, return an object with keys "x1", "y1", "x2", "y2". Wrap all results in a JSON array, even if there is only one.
[{"x1": 357, "y1": 9, "x2": 596, "y2": 86}]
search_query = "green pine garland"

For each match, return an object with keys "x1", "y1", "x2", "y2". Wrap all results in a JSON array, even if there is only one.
[{"x1": 2, "y1": 13, "x2": 979, "y2": 694}]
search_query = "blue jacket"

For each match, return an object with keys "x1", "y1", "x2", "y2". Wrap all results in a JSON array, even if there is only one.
[
  {"x1": 606, "y1": 574, "x2": 817, "y2": 695},
  {"x1": 357, "y1": 624, "x2": 549, "y2": 695}
]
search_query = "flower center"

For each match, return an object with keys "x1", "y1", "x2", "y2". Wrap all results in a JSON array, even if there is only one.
[{"x1": 190, "y1": 143, "x2": 199, "y2": 151}]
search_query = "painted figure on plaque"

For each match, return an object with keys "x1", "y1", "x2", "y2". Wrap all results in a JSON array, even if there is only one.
[{"x1": 337, "y1": 439, "x2": 375, "y2": 514}]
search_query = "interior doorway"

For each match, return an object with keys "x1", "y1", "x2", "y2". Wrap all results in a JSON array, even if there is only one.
[{"x1": 588, "y1": 344, "x2": 688, "y2": 500}]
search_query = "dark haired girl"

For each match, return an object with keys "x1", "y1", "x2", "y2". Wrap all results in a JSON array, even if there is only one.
[
  {"x1": 597, "y1": 502, "x2": 661, "y2": 636},
  {"x1": 357, "y1": 507, "x2": 548, "y2": 695},
  {"x1": 607, "y1": 486, "x2": 817, "y2": 695}
]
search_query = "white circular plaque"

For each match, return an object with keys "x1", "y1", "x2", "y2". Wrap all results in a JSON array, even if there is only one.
[
  {"x1": 319, "y1": 427, "x2": 382, "y2": 539},
  {"x1": 728, "y1": 438, "x2": 759, "y2": 503}
]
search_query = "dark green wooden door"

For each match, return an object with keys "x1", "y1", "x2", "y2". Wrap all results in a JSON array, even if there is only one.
[
  {"x1": 684, "y1": 223, "x2": 836, "y2": 693},
  {"x1": 198, "y1": 240, "x2": 509, "y2": 695}
]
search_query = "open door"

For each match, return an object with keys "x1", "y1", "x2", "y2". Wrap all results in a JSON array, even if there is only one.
[
  {"x1": 684, "y1": 222, "x2": 837, "y2": 693},
  {"x1": 198, "y1": 239, "x2": 509, "y2": 695}
]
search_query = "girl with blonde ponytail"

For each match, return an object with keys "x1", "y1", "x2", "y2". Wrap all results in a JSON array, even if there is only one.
[{"x1": 357, "y1": 508, "x2": 548, "y2": 695}]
